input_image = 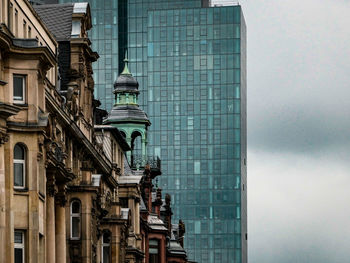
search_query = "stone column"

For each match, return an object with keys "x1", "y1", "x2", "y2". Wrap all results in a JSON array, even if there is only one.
[
  {"x1": 46, "y1": 177, "x2": 56, "y2": 263},
  {"x1": 55, "y1": 186, "x2": 67, "y2": 263},
  {"x1": 0, "y1": 137, "x2": 7, "y2": 263},
  {"x1": 129, "y1": 198, "x2": 135, "y2": 234},
  {"x1": 135, "y1": 201, "x2": 140, "y2": 235},
  {"x1": 111, "y1": 225, "x2": 120, "y2": 263}
]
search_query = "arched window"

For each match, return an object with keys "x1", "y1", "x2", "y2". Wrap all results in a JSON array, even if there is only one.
[
  {"x1": 101, "y1": 232, "x2": 111, "y2": 263},
  {"x1": 14, "y1": 144, "x2": 26, "y2": 189},
  {"x1": 131, "y1": 131, "x2": 142, "y2": 156},
  {"x1": 131, "y1": 131, "x2": 142, "y2": 167},
  {"x1": 70, "y1": 200, "x2": 81, "y2": 240}
]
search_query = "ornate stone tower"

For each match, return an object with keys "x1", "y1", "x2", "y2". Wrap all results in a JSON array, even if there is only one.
[{"x1": 104, "y1": 58, "x2": 150, "y2": 168}]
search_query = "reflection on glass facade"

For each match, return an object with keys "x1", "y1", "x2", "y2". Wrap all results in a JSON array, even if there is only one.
[
  {"x1": 146, "y1": 6, "x2": 246, "y2": 262},
  {"x1": 58, "y1": 1, "x2": 246, "y2": 262}
]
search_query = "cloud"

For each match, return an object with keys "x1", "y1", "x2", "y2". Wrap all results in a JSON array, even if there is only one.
[
  {"x1": 233, "y1": 0, "x2": 350, "y2": 262},
  {"x1": 241, "y1": 0, "x2": 350, "y2": 153},
  {"x1": 248, "y1": 151, "x2": 350, "y2": 263}
]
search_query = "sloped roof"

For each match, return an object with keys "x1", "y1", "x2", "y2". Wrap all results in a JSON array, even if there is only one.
[
  {"x1": 119, "y1": 158, "x2": 142, "y2": 184},
  {"x1": 104, "y1": 105, "x2": 150, "y2": 125},
  {"x1": 118, "y1": 175, "x2": 142, "y2": 185},
  {"x1": 114, "y1": 73, "x2": 139, "y2": 93},
  {"x1": 147, "y1": 214, "x2": 167, "y2": 231},
  {"x1": 73, "y1": 2, "x2": 88, "y2": 13},
  {"x1": 34, "y1": 4, "x2": 73, "y2": 41}
]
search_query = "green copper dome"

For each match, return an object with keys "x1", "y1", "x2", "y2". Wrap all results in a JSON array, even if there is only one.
[{"x1": 104, "y1": 58, "x2": 150, "y2": 125}]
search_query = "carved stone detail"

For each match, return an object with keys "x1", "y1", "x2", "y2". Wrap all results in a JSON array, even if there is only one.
[
  {"x1": 46, "y1": 175, "x2": 57, "y2": 197},
  {"x1": 81, "y1": 160, "x2": 94, "y2": 171},
  {"x1": 69, "y1": 240, "x2": 82, "y2": 263},
  {"x1": 37, "y1": 133, "x2": 45, "y2": 160},
  {"x1": 46, "y1": 140, "x2": 65, "y2": 163},
  {"x1": 0, "y1": 131, "x2": 9, "y2": 146},
  {"x1": 55, "y1": 184, "x2": 67, "y2": 207}
]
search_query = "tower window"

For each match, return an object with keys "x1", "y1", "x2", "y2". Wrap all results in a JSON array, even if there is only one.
[
  {"x1": 14, "y1": 144, "x2": 26, "y2": 189},
  {"x1": 70, "y1": 200, "x2": 81, "y2": 239}
]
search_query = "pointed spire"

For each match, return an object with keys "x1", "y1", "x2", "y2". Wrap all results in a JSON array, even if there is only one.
[{"x1": 121, "y1": 49, "x2": 131, "y2": 75}]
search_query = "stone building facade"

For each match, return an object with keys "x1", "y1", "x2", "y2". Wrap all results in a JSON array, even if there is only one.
[{"x1": 0, "y1": 1, "x2": 191, "y2": 263}]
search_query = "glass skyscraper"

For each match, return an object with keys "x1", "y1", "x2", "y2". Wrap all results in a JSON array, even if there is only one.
[{"x1": 57, "y1": 1, "x2": 247, "y2": 262}]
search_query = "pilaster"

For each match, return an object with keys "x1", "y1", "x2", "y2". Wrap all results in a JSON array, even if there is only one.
[
  {"x1": 46, "y1": 174, "x2": 56, "y2": 263},
  {"x1": 55, "y1": 184, "x2": 67, "y2": 263},
  {"x1": 0, "y1": 139, "x2": 6, "y2": 263}
]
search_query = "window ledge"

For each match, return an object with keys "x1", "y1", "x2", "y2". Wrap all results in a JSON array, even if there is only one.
[
  {"x1": 14, "y1": 188, "x2": 29, "y2": 194},
  {"x1": 39, "y1": 192, "x2": 46, "y2": 201},
  {"x1": 13, "y1": 103, "x2": 28, "y2": 108}
]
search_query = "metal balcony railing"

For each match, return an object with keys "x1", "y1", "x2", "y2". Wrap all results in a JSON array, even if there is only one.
[{"x1": 130, "y1": 154, "x2": 161, "y2": 171}]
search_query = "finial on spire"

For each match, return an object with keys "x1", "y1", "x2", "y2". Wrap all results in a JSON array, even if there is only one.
[{"x1": 121, "y1": 49, "x2": 131, "y2": 75}]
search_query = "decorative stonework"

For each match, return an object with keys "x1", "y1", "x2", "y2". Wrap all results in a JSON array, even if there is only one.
[
  {"x1": 55, "y1": 184, "x2": 67, "y2": 207},
  {"x1": 80, "y1": 160, "x2": 94, "y2": 171},
  {"x1": 37, "y1": 133, "x2": 45, "y2": 160},
  {"x1": 68, "y1": 240, "x2": 82, "y2": 263},
  {"x1": 0, "y1": 131, "x2": 9, "y2": 146},
  {"x1": 46, "y1": 140, "x2": 66, "y2": 164},
  {"x1": 46, "y1": 175, "x2": 57, "y2": 197}
]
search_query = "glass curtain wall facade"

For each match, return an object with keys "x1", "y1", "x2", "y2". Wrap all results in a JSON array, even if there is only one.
[
  {"x1": 146, "y1": 6, "x2": 246, "y2": 262},
  {"x1": 57, "y1": 1, "x2": 246, "y2": 262}
]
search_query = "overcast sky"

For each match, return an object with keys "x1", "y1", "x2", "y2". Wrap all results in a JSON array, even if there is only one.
[{"x1": 215, "y1": 0, "x2": 350, "y2": 262}]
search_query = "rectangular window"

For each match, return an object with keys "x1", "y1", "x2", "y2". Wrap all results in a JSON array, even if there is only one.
[
  {"x1": 102, "y1": 233, "x2": 111, "y2": 263},
  {"x1": 14, "y1": 161, "x2": 24, "y2": 188},
  {"x1": 15, "y1": 9, "x2": 18, "y2": 36},
  {"x1": 14, "y1": 230, "x2": 25, "y2": 263},
  {"x1": 23, "y1": 20, "x2": 27, "y2": 38},
  {"x1": 71, "y1": 20, "x2": 81, "y2": 37},
  {"x1": 149, "y1": 239, "x2": 159, "y2": 263},
  {"x1": 13, "y1": 75, "x2": 25, "y2": 104}
]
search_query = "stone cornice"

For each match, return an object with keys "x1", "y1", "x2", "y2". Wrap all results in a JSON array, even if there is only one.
[
  {"x1": 0, "y1": 103, "x2": 21, "y2": 119},
  {"x1": 70, "y1": 38, "x2": 99, "y2": 62},
  {"x1": 102, "y1": 174, "x2": 118, "y2": 190},
  {"x1": 45, "y1": 89, "x2": 112, "y2": 175},
  {"x1": 0, "y1": 30, "x2": 56, "y2": 68}
]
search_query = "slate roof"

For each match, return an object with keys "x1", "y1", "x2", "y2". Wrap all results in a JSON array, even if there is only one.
[
  {"x1": 168, "y1": 224, "x2": 187, "y2": 257},
  {"x1": 104, "y1": 105, "x2": 150, "y2": 125},
  {"x1": 34, "y1": 4, "x2": 74, "y2": 41},
  {"x1": 124, "y1": 157, "x2": 133, "y2": 176},
  {"x1": 168, "y1": 239, "x2": 186, "y2": 256},
  {"x1": 120, "y1": 158, "x2": 143, "y2": 184},
  {"x1": 147, "y1": 214, "x2": 167, "y2": 231},
  {"x1": 114, "y1": 74, "x2": 139, "y2": 93},
  {"x1": 140, "y1": 198, "x2": 147, "y2": 212},
  {"x1": 119, "y1": 175, "x2": 142, "y2": 185}
]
